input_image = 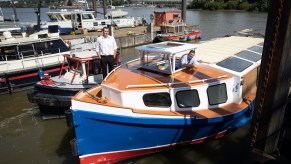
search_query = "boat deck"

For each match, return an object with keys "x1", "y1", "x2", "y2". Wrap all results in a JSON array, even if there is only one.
[{"x1": 103, "y1": 64, "x2": 231, "y2": 91}]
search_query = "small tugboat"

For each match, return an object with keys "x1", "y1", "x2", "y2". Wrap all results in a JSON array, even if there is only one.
[
  {"x1": 66, "y1": 36, "x2": 263, "y2": 163},
  {"x1": 153, "y1": 22, "x2": 201, "y2": 43},
  {"x1": 27, "y1": 46, "x2": 121, "y2": 116},
  {"x1": 153, "y1": 10, "x2": 201, "y2": 43},
  {"x1": 26, "y1": 49, "x2": 102, "y2": 115},
  {"x1": 0, "y1": 28, "x2": 70, "y2": 94}
]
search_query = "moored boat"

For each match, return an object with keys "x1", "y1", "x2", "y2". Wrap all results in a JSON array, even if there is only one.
[
  {"x1": 42, "y1": 9, "x2": 111, "y2": 34},
  {"x1": 26, "y1": 45, "x2": 121, "y2": 115},
  {"x1": 153, "y1": 22, "x2": 202, "y2": 43},
  {"x1": 105, "y1": 9, "x2": 135, "y2": 29},
  {"x1": 0, "y1": 29, "x2": 70, "y2": 94},
  {"x1": 26, "y1": 49, "x2": 102, "y2": 114},
  {"x1": 66, "y1": 36, "x2": 263, "y2": 163}
]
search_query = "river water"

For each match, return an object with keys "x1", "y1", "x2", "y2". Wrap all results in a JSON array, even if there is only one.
[{"x1": 0, "y1": 7, "x2": 268, "y2": 164}]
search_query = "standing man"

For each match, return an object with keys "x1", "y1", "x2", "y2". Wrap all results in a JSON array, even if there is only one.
[{"x1": 96, "y1": 27, "x2": 117, "y2": 79}]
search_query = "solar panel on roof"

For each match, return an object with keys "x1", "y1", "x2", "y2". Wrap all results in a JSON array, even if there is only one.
[
  {"x1": 236, "y1": 50, "x2": 261, "y2": 62},
  {"x1": 216, "y1": 56, "x2": 253, "y2": 72},
  {"x1": 248, "y1": 45, "x2": 263, "y2": 54}
]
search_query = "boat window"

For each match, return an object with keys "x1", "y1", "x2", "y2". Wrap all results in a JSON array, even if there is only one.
[
  {"x1": 160, "y1": 26, "x2": 166, "y2": 33},
  {"x1": 0, "y1": 46, "x2": 18, "y2": 61},
  {"x1": 34, "y1": 40, "x2": 69, "y2": 55},
  {"x1": 143, "y1": 92, "x2": 171, "y2": 107},
  {"x1": 63, "y1": 14, "x2": 72, "y2": 20},
  {"x1": 173, "y1": 14, "x2": 179, "y2": 19},
  {"x1": 51, "y1": 39, "x2": 70, "y2": 53},
  {"x1": 55, "y1": 14, "x2": 64, "y2": 21},
  {"x1": 140, "y1": 51, "x2": 172, "y2": 74},
  {"x1": 167, "y1": 26, "x2": 175, "y2": 33},
  {"x1": 176, "y1": 89, "x2": 200, "y2": 108},
  {"x1": 48, "y1": 14, "x2": 57, "y2": 21},
  {"x1": 82, "y1": 14, "x2": 93, "y2": 20},
  {"x1": 207, "y1": 83, "x2": 227, "y2": 105},
  {"x1": 34, "y1": 41, "x2": 51, "y2": 54},
  {"x1": 17, "y1": 44, "x2": 35, "y2": 58}
]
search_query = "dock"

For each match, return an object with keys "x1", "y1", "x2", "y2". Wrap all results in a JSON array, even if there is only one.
[{"x1": 61, "y1": 26, "x2": 160, "y2": 48}]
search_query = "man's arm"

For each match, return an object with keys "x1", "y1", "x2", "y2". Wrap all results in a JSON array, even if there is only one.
[
  {"x1": 95, "y1": 38, "x2": 101, "y2": 58},
  {"x1": 113, "y1": 49, "x2": 117, "y2": 58},
  {"x1": 112, "y1": 37, "x2": 118, "y2": 58}
]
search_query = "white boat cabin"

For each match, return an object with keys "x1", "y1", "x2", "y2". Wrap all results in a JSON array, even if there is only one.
[
  {"x1": 105, "y1": 9, "x2": 135, "y2": 29},
  {"x1": 100, "y1": 39, "x2": 263, "y2": 113},
  {"x1": 43, "y1": 10, "x2": 111, "y2": 33},
  {"x1": 0, "y1": 30, "x2": 70, "y2": 74},
  {"x1": 158, "y1": 22, "x2": 199, "y2": 36}
]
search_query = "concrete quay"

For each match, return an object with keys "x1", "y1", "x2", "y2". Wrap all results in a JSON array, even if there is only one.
[{"x1": 60, "y1": 26, "x2": 160, "y2": 48}]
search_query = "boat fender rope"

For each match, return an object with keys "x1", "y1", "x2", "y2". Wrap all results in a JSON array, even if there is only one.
[{"x1": 82, "y1": 89, "x2": 108, "y2": 104}]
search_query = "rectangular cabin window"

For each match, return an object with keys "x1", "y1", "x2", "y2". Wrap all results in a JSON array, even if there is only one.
[
  {"x1": 63, "y1": 14, "x2": 72, "y2": 20},
  {"x1": 173, "y1": 14, "x2": 179, "y2": 19},
  {"x1": 34, "y1": 42, "x2": 50, "y2": 54},
  {"x1": 82, "y1": 14, "x2": 93, "y2": 20},
  {"x1": 167, "y1": 26, "x2": 175, "y2": 33},
  {"x1": 55, "y1": 14, "x2": 64, "y2": 21},
  {"x1": 176, "y1": 89, "x2": 200, "y2": 108},
  {"x1": 17, "y1": 44, "x2": 35, "y2": 58},
  {"x1": 143, "y1": 92, "x2": 171, "y2": 107},
  {"x1": 51, "y1": 39, "x2": 70, "y2": 53},
  {"x1": 207, "y1": 83, "x2": 228, "y2": 105},
  {"x1": 0, "y1": 46, "x2": 17, "y2": 60},
  {"x1": 48, "y1": 14, "x2": 57, "y2": 21}
]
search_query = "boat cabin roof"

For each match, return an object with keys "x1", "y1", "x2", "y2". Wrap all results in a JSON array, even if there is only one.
[
  {"x1": 136, "y1": 41, "x2": 198, "y2": 55},
  {"x1": 47, "y1": 10, "x2": 95, "y2": 14},
  {"x1": 160, "y1": 22, "x2": 187, "y2": 27}
]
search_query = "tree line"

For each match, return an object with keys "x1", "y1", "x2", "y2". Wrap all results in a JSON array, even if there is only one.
[
  {"x1": 0, "y1": 0, "x2": 269, "y2": 12},
  {"x1": 188, "y1": 0, "x2": 269, "y2": 12}
]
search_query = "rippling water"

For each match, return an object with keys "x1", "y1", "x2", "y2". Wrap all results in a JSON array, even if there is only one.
[{"x1": 0, "y1": 7, "x2": 267, "y2": 164}]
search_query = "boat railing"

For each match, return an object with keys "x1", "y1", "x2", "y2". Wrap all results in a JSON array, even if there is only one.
[
  {"x1": 125, "y1": 75, "x2": 228, "y2": 89},
  {"x1": 0, "y1": 54, "x2": 19, "y2": 61}
]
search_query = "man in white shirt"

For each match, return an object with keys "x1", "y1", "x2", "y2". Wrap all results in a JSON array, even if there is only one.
[
  {"x1": 176, "y1": 50, "x2": 198, "y2": 69},
  {"x1": 96, "y1": 27, "x2": 118, "y2": 79}
]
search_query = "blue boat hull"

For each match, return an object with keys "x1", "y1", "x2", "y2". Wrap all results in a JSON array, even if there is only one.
[{"x1": 70, "y1": 99, "x2": 255, "y2": 163}]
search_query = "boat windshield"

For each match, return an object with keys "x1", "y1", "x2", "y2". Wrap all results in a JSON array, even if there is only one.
[
  {"x1": 63, "y1": 14, "x2": 72, "y2": 20},
  {"x1": 47, "y1": 14, "x2": 57, "y2": 21},
  {"x1": 82, "y1": 13, "x2": 94, "y2": 20},
  {"x1": 161, "y1": 25, "x2": 184, "y2": 34},
  {"x1": 140, "y1": 51, "x2": 172, "y2": 74}
]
